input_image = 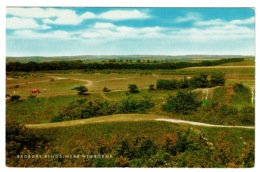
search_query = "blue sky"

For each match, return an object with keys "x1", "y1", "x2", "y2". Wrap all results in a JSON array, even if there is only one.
[{"x1": 6, "y1": 7, "x2": 255, "y2": 56}]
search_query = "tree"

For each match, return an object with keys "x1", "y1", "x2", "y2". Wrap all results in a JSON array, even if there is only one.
[
  {"x1": 128, "y1": 84, "x2": 139, "y2": 93},
  {"x1": 210, "y1": 73, "x2": 225, "y2": 86},
  {"x1": 189, "y1": 73, "x2": 208, "y2": 88},
  {"x1": 72, "y1": 86, "x2": 88, "y2": 95},
  {"x1": 162, "y1": 91, "x2": 201, "y2": 114}
]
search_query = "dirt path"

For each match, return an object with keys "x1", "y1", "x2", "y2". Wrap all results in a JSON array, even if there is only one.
[
  {"x1": 72, "y1": 78, "x2": 93, "y2": 87},
  {"x1": 156, "y1": 118, "x2": 255, "y2": 129},
  {"x1": 25, "y1": 114, "x2": 255, "y2": 129},
  {"x1": 48, "y1": 76, "x2": 94, "y2": 87}
]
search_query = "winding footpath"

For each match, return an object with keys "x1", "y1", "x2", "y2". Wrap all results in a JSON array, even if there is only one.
[
  {"x1": 156, "y1": 118, "x2": 255, "y2": 129},
  {"x1": 25, "y1": 114, "x2": 255, "y2": 129},
  {"x1": 48, "y1": 76, "x2": 93, "y2": 87}
]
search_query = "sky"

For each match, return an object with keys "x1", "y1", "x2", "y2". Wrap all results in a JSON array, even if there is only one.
[{"x1": 6, "y1": 7, "x2": 255, "y2": 56}]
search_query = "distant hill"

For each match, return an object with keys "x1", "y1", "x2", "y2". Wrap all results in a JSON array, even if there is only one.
[{"x1": 6, "y1": 55, "x2": 254, "y2": 63}]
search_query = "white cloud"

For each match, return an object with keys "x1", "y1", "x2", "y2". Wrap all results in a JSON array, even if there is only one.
[
  {"x1": 175, "y1": 12, "x2": 201, "y2": 23},
  {"x1": 42, "y1": 9, "x2": 82, "y2": 25},
  {"x1": 80, "y1": 12, "x2": 96, "y2": 19},
  {"x1": 12, "y1": 30, "x2": 72, "y2": 39},
  {"x1": 231, "y1": 17, "x2": 255, "y2": 25},
  {"x1": 195, "y1": 19, "x2": 225, "y2": 26},
  {"x1": 195, "y1": 17, "x2": 255, "y2": 26},
  {"x1": 7, "y1": 8, "x2": 151, "y2": 27},
  {"x1": 7, "y1": 8, "x2": 85, "y2": 25},
  {"x1": 168, "y1": 24, "x2": 254, "y2": 42},
  {"x1": 98, "y1": 10, "x2": 149, "y2": 20},
  {"x1": 7, "y1": 8, "x2": 55, "y2": 18},
  {"x1": 6, "y1": 17, "x2": 51, "y2": 30},
  {"x1": 94, "y1": 22, "x2": 116, "y2": 29}
]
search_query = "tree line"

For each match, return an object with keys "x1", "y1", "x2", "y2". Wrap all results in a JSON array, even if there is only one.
[
  {"x1": 157, "y1": 73, "x2": 225, "y2": 90},
  {"x1": 6, "y1": 58, "x2": 244, "y2": 72}
]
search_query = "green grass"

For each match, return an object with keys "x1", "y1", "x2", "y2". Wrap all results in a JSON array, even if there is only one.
[
  {"x1": 212, "y1": 87, "x2": 227, "y2": 103},
  {"x1": 176, "y1": 67, "x2": 255, "y2": 76},
  {"x1": 219, "y1": 60, "x2": 255, "y2": 66},
  {"x1": 6, "y1": 94, "x2": 103, "y2": 124}
]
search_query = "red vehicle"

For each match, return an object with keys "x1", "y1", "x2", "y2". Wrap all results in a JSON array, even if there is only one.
[{"x1": 30, "y1": 89, "x2": 41, "y2": 93}]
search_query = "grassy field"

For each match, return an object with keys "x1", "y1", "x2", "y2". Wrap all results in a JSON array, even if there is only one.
[
  {"x1": 6, "y1": 60, "x2": 255, "y2": 125},
  {"x1": 6, "y1": 60, "x2": 255, "y2": 167}
]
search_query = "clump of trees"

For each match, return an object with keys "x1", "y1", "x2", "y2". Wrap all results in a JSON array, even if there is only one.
[
  {"x1": 157, "y1": 73, "x2": 225, "y2": 90},
  {"x1": 116, "y1": 96, "x2": 154, "y2": 114},
  {"x1": 162, "y1": 91, "x2": 201, "y2": 114},
  {"x1": 51, "y1": 96, "x2": 154, "y2": 122}
]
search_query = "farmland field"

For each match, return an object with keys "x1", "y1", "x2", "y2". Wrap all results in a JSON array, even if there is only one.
[{"x1": 6, "y1": 58, "x2": 255, "y2": 167}]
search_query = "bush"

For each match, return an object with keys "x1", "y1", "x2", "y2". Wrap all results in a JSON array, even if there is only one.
[
  {"x1": 157, "y1": 79, "x2": 179, "y2": 90},
  {"x1": 162, "y1": 91, "x2": 200, "y2": 114},
  {"x1": 6, "y1": 121, "x2": 48, "y2": 158},
  {"x1": 51, "y1": 99, "x2": 117, "y2": 122},
  {"x1": 10, "y1": 95, "x2": 21, "y2": 102},
  {"x1": 218, "y1": 104, "x2": 238, "y2": 116},
  {"x1": 72, "y1": 85, "x2": 88, "y2": 95},
  {"x1": 210, "y1": 72, "x2": 225, "y2": 86},
  {"x1": 14, "y1": 85, "x2": 19, "y2": 88},
  {"x1": 116, "y1": 96, "x2": 154, "y2": 114},
  {"x1": 239, "y1": 106, "x2": 255, "y2": 125},
  {"x1": 233, "y1": 83, "x2": 251, "y2": 93},
  {"x1": 189, "y1": 73, "x2": 209, "y2": 88},
  {"x1": 128, "y1": 84, "x2": 139, "y2": 93},
  {"x1": 103, "y1": 87, "x2": 111, "y2": 92}
]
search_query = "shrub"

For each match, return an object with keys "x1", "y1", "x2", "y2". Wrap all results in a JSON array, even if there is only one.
[
  {"x1": 6, "y1": 121, "x2": 48, "y2": 158},
  {"x1": 189, "y1": 73, "x2": 209, "y2": 88},
  {"x1": 10, "y1": 95, "x2": 21, "y2": 102},
  {"x1": 128, "y1": 84, "x2": 139, "y2": 93},
  {"x1": 210, "y1": 72, "x2": 225, "y2": 86},
  {"x1": 14, "y1": 85, "x2": 19, "y2": 88},
  {"x1": 239, "y1": 106, "x2": 255, "y2": 125},
  {"x1": 157, "y1": 79, "x2": 179, "y2": 90},
  {"x1": 162, "y1": 91, "x2": 200, "y2": 114},
  {"x1": 103, "y1": 87, "x2": 111, "y2": 92},
  {"x1": 51, "y1": 99, "x2": 117, "y2": 122},
  {"x1": 72, "y1": 85, "x2": 88, "y2": 95},
  {"x1": 116, "y1": 96, "x2": 154, "y2": 114},
  {"x1": 233, "y1": 83, "x2": 251, "y2": 93},
  {"x1": 219, "y1": 104, "x2": 238, "y2": 116}
]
